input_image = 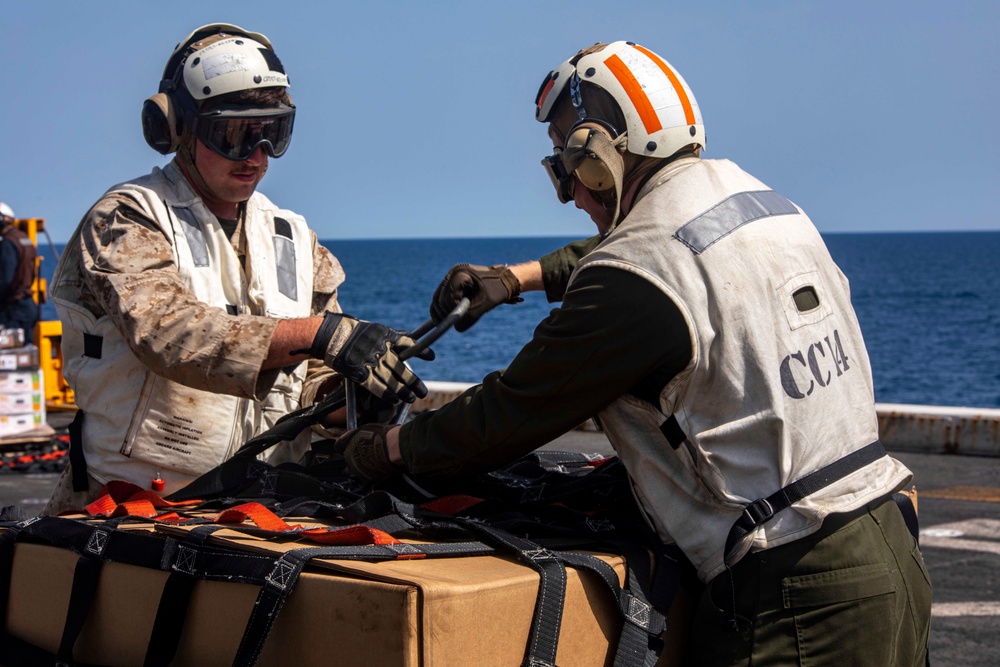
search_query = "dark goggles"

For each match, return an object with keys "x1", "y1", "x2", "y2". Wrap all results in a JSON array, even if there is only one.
[
  {"x1": 192, "y1": 104, "x2": 296, "y2": 161},
  {"x1": 541, "y1": 149, "x2": 575, "y2": 204}
]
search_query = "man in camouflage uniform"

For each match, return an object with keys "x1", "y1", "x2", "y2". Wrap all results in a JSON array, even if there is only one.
[{"x1": 44, "y1": 24, "x2": 427, "y2": 514}]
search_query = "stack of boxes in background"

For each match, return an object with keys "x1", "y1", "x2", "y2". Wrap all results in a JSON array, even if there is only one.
[{"x1": 0, "y1": 328, "x2": 47, "y2": 440}]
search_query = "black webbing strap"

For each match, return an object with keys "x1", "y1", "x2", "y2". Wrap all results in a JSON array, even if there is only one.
[
  {"x1": 453, "y1": 519, "x2": 567, "y2": 667},
  {"x1": 724, "y1": 440, "x2": 887, "y2": 565},
  {"x1": 232, "y1": 550, "x2": 310, "y2": 667},
  {"x1": 234, "y1": 386, "x2": 348, "y2": 459},
  {"x1": 558, "y1": 550, "x2": 665, "y2": 667},
  {"x1": 57, "y1": 554, "x2": 103, "y2": 663},
  {"x1": 164, "y1": 457, "x2": 273, "y2": 502},
  {"x1": 68, "y1": 408, "x2": 89, "y2": 492},
  {"x1": 143, "y1": 571, "x2": 196, "y2": 667}
]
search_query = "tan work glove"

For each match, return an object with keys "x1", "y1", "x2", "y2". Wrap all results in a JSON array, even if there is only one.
[
  {"x1": 310, "y1": 312, "x2": 431, "y2": 403},
  {"x1": 430, "y1": 264, "x2": 522, "y2": 332}
]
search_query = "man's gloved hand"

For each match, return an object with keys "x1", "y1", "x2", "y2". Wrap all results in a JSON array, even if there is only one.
[
  {"x1": 310, "y1": 312, "x2": 432, "y2": 403},
  {"x1": 430, "y1": 264, "x2": 522, "y2": 332},
  {"x1": 335, "y1": 423, "x2": 401, "y2": 482}
]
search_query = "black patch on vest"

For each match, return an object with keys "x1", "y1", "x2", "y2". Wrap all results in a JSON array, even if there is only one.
[
  {"x1": 660, "y1": 415, "x2": 687, "y2": 450},
  {"x1": 83, "y1": 334, "x2": 103, "y2": 359},
  {"x1": 273, "y1": 217, "x2": 293, "y2": 239}
]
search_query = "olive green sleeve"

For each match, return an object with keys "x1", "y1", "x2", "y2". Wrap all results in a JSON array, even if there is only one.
[
  {"x1": 398, "y1": 265, "x2": 692, "y2": 479},
  {"x1": 537, "y1": 235, "x2": 602, "y2": 302}
]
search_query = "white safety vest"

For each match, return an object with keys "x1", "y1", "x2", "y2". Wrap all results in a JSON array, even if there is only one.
[
  {"x1": 54, "y1": 161, "x2": 314, "y2": 495},
  {"x1": 574, "y1": 157, "x2": 912, "y2": 582}
]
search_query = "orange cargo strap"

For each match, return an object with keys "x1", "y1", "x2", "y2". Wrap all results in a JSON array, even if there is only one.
[{"x1": 84, "y1": 480, "x2": 203, "y2": 518}]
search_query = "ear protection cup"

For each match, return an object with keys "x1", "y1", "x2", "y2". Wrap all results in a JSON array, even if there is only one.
[
  {"x1": 141, "y1": 92, "x2": 182, "y2": 155},
  {"x1": 566, "y1": 127, "x2": 617, "y2": 192}
]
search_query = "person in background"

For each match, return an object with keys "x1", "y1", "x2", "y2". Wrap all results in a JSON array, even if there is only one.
[
  {"x1": 43, "y1": 24, "x2": 428, "y2": 515},
  {"x1": 0, "y1": 201, "x2": 40, "y2": 338},
  {"x1": 336, "y1": 41, "x2": 931, "y2": 665}
]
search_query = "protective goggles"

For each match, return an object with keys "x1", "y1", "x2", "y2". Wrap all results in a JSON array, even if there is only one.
[
  {"x1": 541, "y1": 148, "x2": 576, "y2": 204},
  {"x1": 192, "y1": 104, "x2": 296, "y2": 161},
  {"x1": 541, "y1": 127, "x2": 618, "y2": 204}
]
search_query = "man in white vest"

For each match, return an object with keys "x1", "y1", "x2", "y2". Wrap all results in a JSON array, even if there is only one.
[
  {"x1": 44, "y1": 24, "x2": 428, "y2": 514},
  {"x1": 337, "y1": 42, "x2": 931, "y2": 664}
]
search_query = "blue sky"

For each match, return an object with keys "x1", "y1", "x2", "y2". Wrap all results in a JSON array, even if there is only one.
[{"x1": 2, "y1": 1, "x2": 997, "y2": 241}]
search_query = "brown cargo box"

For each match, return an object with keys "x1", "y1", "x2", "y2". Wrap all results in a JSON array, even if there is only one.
[{"x1": 5, "y1": 520, "x2": 633, "y2": 667}]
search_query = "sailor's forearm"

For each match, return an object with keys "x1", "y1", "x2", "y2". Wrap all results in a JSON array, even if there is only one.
[
  {"x1": 508, "y1": 261, "x2": 544, "y2": 293},
  {"x1": 264, "y1": 316, "x2": 323, "y2": 369}
]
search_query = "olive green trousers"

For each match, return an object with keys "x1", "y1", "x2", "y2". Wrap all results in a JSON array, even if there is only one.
[{"x1": 686, "y1": 496, "x2": 932, "y2": 666}]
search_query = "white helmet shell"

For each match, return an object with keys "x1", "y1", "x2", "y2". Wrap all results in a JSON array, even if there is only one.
[
  {"x1": 182, "y1": 36, "x2": 289, "y2": 102},
  {"x1": 536, "y1": 41, "x2": 705, "y2": 159},
  {"x1": 0, "y1": 202, "x2": 14, "y2": 221}
]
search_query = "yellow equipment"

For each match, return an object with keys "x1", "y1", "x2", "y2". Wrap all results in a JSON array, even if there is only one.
[{"x1": 13, "y1": 217, "x2": 75, "y2": 410}]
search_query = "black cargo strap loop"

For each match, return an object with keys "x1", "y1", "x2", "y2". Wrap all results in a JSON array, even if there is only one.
[
  {"x1": 56, "y1": 556, "x2": 103, "y2": 664},
  {"x1": 233, "y1": 552, "x2": 310, "y2": 667},
  {"x1": 452, "y1": 519, "x2": 567, "y2": 667},
  {"x1": 724, "y1": 440, "x2": 887, "y2": 566},
  {"x1": 67, "y1": 409, "x2": 89, "y2": 492},
  {"x1": 143, "y1": 571, "x2": 196, "y2": 667}
]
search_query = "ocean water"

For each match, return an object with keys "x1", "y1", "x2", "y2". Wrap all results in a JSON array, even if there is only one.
[{"x1": 36, "y1": 232, "x2": 1000, "y2": 409}]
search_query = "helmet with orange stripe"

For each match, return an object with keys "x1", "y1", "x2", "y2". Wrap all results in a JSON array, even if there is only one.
[
  {"x1": 536, "y1": 41, "x2": 704, "y2": 159},
  {"x1": 536, "y1": 42, "x2": 705, "y2": 231}
]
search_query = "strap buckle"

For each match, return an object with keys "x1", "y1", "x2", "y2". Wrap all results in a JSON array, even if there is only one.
[{"x1": 740, "y1": 497, "x2": 775, "y2": 530}]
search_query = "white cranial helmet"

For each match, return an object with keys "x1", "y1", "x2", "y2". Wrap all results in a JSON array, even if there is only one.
[
  {"x1": 535, "y1": 41, "x2": 705, "y2": 159},
  {"x1": 180, "y1": 35, "x2": 290, "y2": 102}
]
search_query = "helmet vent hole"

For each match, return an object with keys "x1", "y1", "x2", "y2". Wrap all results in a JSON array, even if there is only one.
[
  {"x1": 191, "y1": 58, "x2": 200, "y2": 67},
  {"x1": 235, "y1": 40, "x2": 244, "y2": 45},
  {"x1": 254, "y1": 75, "x2": 262, "y2": 84},
  {"x1": 690, "y1": 126, "x2": 697, "y2": 136},
  {"x1": 203, "y1": 86, "x2": 211, "y2": 95},
  {"x1": 646, "y1": 141, "x2": 657, "y2": 152},
  {"x1": 585, "y1": 67, "x2": 596, "y2": 77}
]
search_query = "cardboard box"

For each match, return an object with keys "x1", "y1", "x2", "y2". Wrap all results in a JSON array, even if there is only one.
[
  {"x1": 0, "y1": 411, "x2": 45, "y2": 437},
  {"x1": 0, "y1": 370, "x2": 42, "y2": 393},
  {"x1": 0, "y1": 391, "x2": 42, "y2": 416},
  {"x1": 0, "y1": 328, "x2": 25, "y2": 350},
  {"x1": 0, "y1": 345, "x2": 39, "y2": 372},
  {"x1": 5, "y1": 521, "x2": 632, "y2": 666}
]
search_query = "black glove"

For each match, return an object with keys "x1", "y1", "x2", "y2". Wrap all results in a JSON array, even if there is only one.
[
  {"x1": 335, "y1": 423, "x2": 402, "y2": 482},
  {"x1": 430, "y1": 264, "x2": 522, "y2": 332},
  {"x1": 311, "y1": 312, "x2": 433, "y2": 403}
]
